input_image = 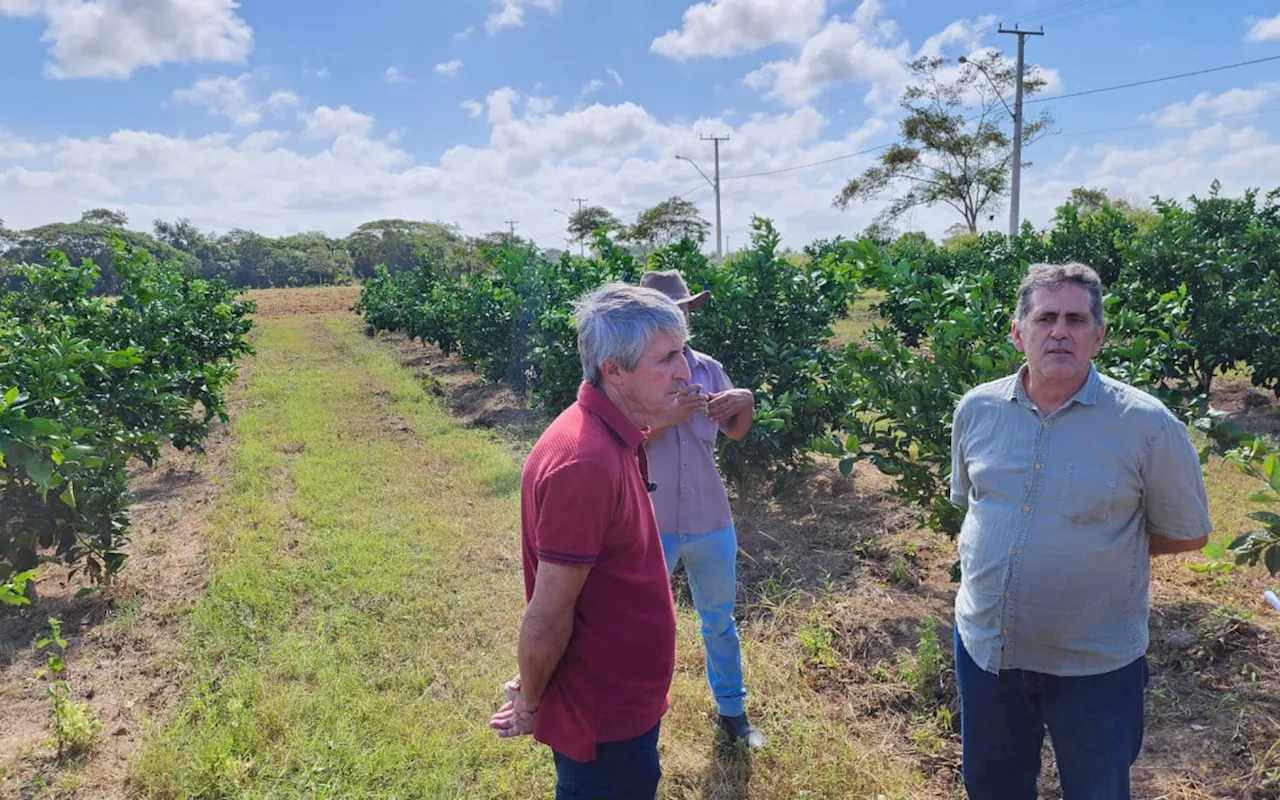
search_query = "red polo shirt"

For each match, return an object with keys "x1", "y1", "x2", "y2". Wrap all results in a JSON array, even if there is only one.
[{"x1": 520, "y1": 381, "x2": 677, "y2": 762}]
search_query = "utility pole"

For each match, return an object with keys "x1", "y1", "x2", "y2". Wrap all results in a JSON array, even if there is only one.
[
  {"x1": 505, "y1": 219, "x2": 518, "y2": 244},
  {"x1": 999, "y1": 24, "x2": 1043, "y2": 238},
  {"x1": 572, "y1": 197, "x2": 588, "y2": 256},
  {"x1": 701, "y1": 134, "x2": 728, "y2": 261}
]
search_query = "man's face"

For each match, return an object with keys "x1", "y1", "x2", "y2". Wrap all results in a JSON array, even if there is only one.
[
  {"x1": 605, "y1": 331, "x2": 691, "y2": 425},
  {"x1": 1012, "y1": 284, "x2": 1105, "y2": 385}
]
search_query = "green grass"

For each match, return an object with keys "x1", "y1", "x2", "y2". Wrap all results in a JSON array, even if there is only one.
[
  {"x1": 830, "y1": 290, "x2": 886, "y2": 347},
  {"x1": 131, "y1": 316, "x2": 548, "y2": 798},
  {"x1": 132, "y1": 313, "x2": 926, "y2": 799}
]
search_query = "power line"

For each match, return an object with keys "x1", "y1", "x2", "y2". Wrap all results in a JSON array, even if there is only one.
[
  {"x1": 1023, "y1": 0, "x2": 1109, "y2": 18},
  {"x1": 1049, "y1": 104, "x2": 1280, "y2": 139},
  {"x1": 721, "y1": 144, "x2": 892, "y2": 181},
  {"x1": 1025, "y1": 55, "x2": 1280, "y2": 105},
  {"x1": 724, "y1": 54, "x2": 1280, "y2": 182},
  {"x1": 1036, "y1": 0, "x2": 1144, "y2": 25}
]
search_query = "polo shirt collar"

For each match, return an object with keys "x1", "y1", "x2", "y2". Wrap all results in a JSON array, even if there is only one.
[
  {"x1": 1008, "y1": 361, "x2": 1101, "y2": 410},
  {"x1": 577, "y1": 381, "x2": 647, "y2": 449}
]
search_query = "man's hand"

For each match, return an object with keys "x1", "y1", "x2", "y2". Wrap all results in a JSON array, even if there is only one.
[
  {"x1": 653, "y1": 384, "x2": 708, "y2": 432},
  {"x1": 706, "y1": 389, "x2": 754, "y2": 426},
  {"x1": 488, "y1": 675, "x2": 537, "y2": 738}
]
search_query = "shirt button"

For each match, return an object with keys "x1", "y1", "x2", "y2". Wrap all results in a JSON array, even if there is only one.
[
  {"x1": 1022, "y1": 505, "x2": 1031, "y2": 513},
  {"x1": 1009, "y1": 547, "x2": 1017, "y2": 555},
  {"x1": 1005, "y1": 591, "x2": 1013, "y2": 598},
  {"x1": 1033, "y1": 463, "x2": 1043, "y2": 471},
  {"x1": 680, "y1": 439, "x2": 687, "y2": 445}
]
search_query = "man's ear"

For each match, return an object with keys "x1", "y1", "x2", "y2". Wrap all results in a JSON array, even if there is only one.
[
  {"x1": 1011, "y1": 318, "x2": 1026, "y2": 353},
  {"x1": 598, "y1": 357, "x2": 624, "y2": 386}
]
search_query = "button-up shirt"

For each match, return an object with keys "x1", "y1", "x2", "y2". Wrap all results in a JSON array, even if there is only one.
[
  {"x1": 646, "y1": 346, "x2": 734, "y2": 536},
  {"x1": 950, "y1": 362, "x2": 1213, "y2": 677}
]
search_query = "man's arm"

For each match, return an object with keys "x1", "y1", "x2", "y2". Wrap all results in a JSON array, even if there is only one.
[
  {"x1": 1141, "y1": 417, "x2": 1214, "y2": 558},
  {"x1": 1149, "y1": 531, "x2": 1210, "y2": 556},
  {"x1": 707, "y1": 389, "x2": 754, "y2": 442},
  {"x1": 517, "y1": 561, "x2": 590, "y2": 709},
  {"x1": 489, "y1": 560, "x2": 589, "y2": 738}
]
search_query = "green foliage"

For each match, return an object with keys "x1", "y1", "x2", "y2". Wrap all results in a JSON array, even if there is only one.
[
  {"x1": 648, "y1": 219, "x2": 869, "y2": 485},
  {"x1": 620, "y1": 196, "x2": 711, "y2": 253},
  {"x1": 0, "y1": 240, "x2": 255, "y2": 591},
  {"x1": 1117, "y1": 182, "x2": 1280, "y2": 397},
  {"x1": 357, "y1": 217, "x2": 866, "y2": 487},
  {"x1": 1218, "y1": 435, "x2": 1280, "y2": 575},
  {"x1": 36, "y1": 617, "x2": 102, "y2": 759},
  {"x1": 817, "y1": 269, "x2": 1021, "y2": 539}
]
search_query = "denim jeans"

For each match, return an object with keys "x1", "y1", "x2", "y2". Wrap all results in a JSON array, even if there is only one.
[
  {"x1": 954, "y1": 627, "x2": 1149, "y2": 800},
  {"x1": 551, "y1": 723, "x2": 661, "y2": 800},
  {"x1": 660, "y1": 524, "x2": 746, "y2": 717}
]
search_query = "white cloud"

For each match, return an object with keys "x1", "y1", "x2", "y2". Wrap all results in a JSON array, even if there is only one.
[
  {"x1": 744, "y1": 2, "x2": 1025, "y2": 111},
  {"x1": 744, "y1": 4, "x2": 910, "y2": 109},
  {"x1": 1146, "y1": 84, "x2": 1278, "y2": 128},
  {"x1": 455, "y1": 26, "x2": 474, "y2": 40},
  {"x1": 651, "y1": 0, "x2": 828, "y2": 60},
  {"x1": 239, "y1": 130, "x2": 289, "y2": 151},
  {"x1": 173, "y1": 74, "x2": 299, "y2": 127},
  {"x1": 1246, "y1": 12, "x2": 1280, "y2": 41},
  {"x1": 577, "y1": 79, "x2": 606, "y2": 105},
  {"x1": 461, "y1": 100, "x2": 486, "y2": 118},
  {"x1": 0, "y1": 128, "x2": 40, "y2": 160},
  {"x1": 485, "y1": 0, "x2": 560, "y2": 35},
  {"x1": 917, "y1": 15, "x2": 996, "y2": 59},
  {"x1": 526, "y1": 95, "x2": 558, "y2": 115},
  {"x1": 434, "y1": 60, "x2": 463, "y2": 77},
  {"x1": 607, "y1": 68, "x2": 624, "y2": 87},
  {"x1": 0, "y1": 0, "x2": 253, "y2": 79},
  {"x1": 385, "y1": 66, "x2": 407, "y2": 84},
  {"x1": 302, "y1": 105, "x2": 375, "y2": 140}
]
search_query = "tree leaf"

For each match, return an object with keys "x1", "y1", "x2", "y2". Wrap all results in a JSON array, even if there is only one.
[{"x1": 1267, "y1": 545, "x2": 1280, "y2": 577}]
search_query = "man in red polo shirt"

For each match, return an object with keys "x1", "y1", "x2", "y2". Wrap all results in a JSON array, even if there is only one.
[{"x1": 489, "y1": 281, "x2": 691, "y2": 799}]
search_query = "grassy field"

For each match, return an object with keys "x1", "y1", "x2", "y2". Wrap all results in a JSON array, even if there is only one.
[
  {"x1": 127, "y1": 292, "x2": 927, "y2": 799},
  {"x1": 3, "y1": 286, "x2": 1279, "y2": 799}
]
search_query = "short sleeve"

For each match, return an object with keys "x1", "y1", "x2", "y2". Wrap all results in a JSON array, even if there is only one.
[
  {"x1": 950, "y1": 399, "x2": 972, "y2": 508},
  {"x1": 534, "y1": 459, "x2": 617, "y2": 566},
  {"x1": 1141, "y1": 418, "x2": 1213, "y2": 541},
  {"x1": 712, "y1": 362, "x2": 734, "y2": 393}
]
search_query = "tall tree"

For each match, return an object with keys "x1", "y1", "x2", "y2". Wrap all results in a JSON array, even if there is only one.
[
  {"x1": 80, "y1": 208, "x2": 129, "y2": 228},
  {"x1": 834, "y1": 52, "x2": 1053, "y2": 234},
  {"x1": 622, "y1": 196, "x2": 710, "y2": 252},
  {"x1": 566, "y1": 205, "x2": 621, "y2": 253}
]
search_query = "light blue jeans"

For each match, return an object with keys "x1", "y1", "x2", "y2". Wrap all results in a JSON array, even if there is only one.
[{"x1": 660, "y1": 524, "x2": 746, "y2": 718}]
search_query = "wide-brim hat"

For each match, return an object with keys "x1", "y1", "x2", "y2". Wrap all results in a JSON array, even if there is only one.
[{"x1": 639, "y1": 269, "x2": 710, "y2": 310}]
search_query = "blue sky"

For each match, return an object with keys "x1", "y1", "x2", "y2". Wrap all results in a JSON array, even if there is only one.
[{"x1": 1, "y1": 0, "x2": 1279, "y2": 250}]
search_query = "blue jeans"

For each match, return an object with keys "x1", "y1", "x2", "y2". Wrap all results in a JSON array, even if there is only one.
[
  {"x1": 954, "y1": 627, "x2": 1149, "y2": 800},
  {"x1": 552, "y1": 723, "x2": 661, "y2": 799},
  {"x1": 660, "y1": 524, "x2": 746, "y2": 717}
]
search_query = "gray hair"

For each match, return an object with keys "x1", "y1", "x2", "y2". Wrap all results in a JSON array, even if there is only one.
[
  {"x1": 1016, "y1": 262, "x2": 1105, "y2": 328},
  {"x1": 572, "y1": 282, "x2": 688, "y2": 387}
]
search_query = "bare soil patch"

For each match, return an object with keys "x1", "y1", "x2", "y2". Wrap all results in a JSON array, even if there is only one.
[
  {"x1": 244, "y1": 285, "x2": 362, "y2": 320},
  {"x1": 0, "y1": 418, "x2": 236, "y2": 799}
]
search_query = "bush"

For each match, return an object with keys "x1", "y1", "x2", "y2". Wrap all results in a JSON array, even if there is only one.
[{"x1": 0, "y1": 241, "x2": 254, "y2": 595}]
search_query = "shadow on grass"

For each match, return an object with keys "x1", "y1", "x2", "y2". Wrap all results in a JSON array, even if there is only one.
[{"x1": 698, "y1": 736, "x2": 754, "y2": 800}]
